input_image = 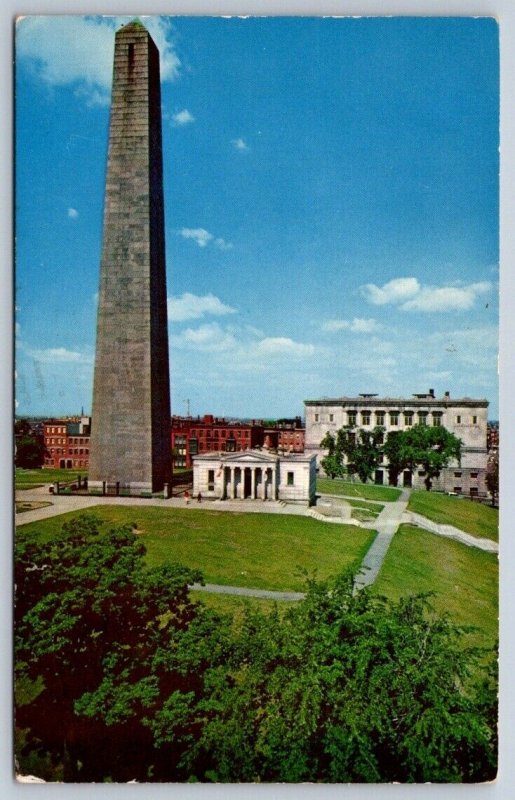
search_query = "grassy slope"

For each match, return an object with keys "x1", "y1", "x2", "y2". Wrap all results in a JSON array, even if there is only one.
[
  {"x1": 17, "y1": 505, "x2": 376, "y2": 594},
  {"x1": 373, "y1": 524, "x2": 498, "y2": 650},
  {"x1": 317, "y1": 478, "x2": 401, "y2": 502},
  {"x1": 408, "y1": 490, "x2": 498, "y2": 542}
]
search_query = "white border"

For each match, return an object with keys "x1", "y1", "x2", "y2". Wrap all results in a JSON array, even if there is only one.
[{"x1": 4, "y1": 1, "x2": 513, "y2": 798}]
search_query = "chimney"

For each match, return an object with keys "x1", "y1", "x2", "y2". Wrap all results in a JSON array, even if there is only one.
[
  {"x1": 444, "y1": 391, "x2": 450, "y2": 400},
  {"x1": 429, "y1": 388, "x2": 435, "y2": 398}
]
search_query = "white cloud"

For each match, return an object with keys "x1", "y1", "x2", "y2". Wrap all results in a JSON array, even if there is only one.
[
  {"x1": 214, "y1": 238, "x2": 234, "y2": 251},
  {"x1": 67, "y1": 207, "x2": 79, "y2": 219},
  {"x1": 168, "y1": 293, "x2": 237, "y2": 322},
  {"x1": 171, "y1": 323, "x2": 237, "y2": 352},
  {"x1": 178, "y1": 228, "x2": 233, "y2": 250},
  {"x1": 361, "y1": 277, "x2": 420, "y2": 306},
  {"x1": 179, "y1": 228, "x2": 213, "y2": 248},
  {"x1": 16, "y1": 16, "x2": 180, "y2": 106},
  {"x1": 28, "y1": 347, "x2": 93, "y2": 364},
  {"x1": 322, "y1": 317, "x2": 380, "y2": 333},
  {"x1": 172, "y1": 108, "x2": 195, "y2": 126},
  {"x1": 254, "y1": 337, "x2": 315, "y2": 358},
  {"x1": 361, "y1": 276, "x2": 492, "y2": 313},
  {"x1": 402, "y1": 282, "x2": 492, "y2": 312},
  {"x1": 231, "y1": 137, "x2": 249, "y2": 151}
]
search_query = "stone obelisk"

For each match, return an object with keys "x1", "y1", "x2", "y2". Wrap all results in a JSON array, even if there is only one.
[{"x1": 89, "y1": 20, "x2": 171, "y2": 494}]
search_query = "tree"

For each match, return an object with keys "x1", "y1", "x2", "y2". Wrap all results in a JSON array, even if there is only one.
[
  {"x1": 16, "y1": 515, "x2": 497, "y2": 783},
  {"x1": 486, "y1": 452, "x2": 498, "y2": 507},
  {"x1": 383, "y1": 430, "x2": 408, "y2": 487},
  {"x1": 319, "y1": 432, "x2": 345, "y2": 479},
  {"x1": 193, "y1": 574, "x2": 497, "y2": 783},
  {"x1": 320, "y1": 426, "x2": 385, "y2": 483},
  {"x1": 15, "y1": 435, "x2": 47, "y2": 468},
  {"x1": 399, "y1": 424, "x2": 462, "y2": 491},
  {"x1": 15, "y1": 514, "x2": 229, "y2": 782}
]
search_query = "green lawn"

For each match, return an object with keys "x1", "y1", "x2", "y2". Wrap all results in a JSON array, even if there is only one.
[
  {"x1": 15, "y1": 468, "x2": 88, "y2": 489},
  {"x1": 408, "y1": 490, "x2": 498, "y2": 542},
  {"x1": 17, "y1": 506, "x2": 376, "y2": 594},
  {"x1": 317, "y1": 478, "x2": 401, "y2": 502},
  {"x1": 373, "y1": 524, "x2": 498, "y2": 650}
]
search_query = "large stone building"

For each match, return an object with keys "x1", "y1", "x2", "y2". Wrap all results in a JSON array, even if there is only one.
[
  {"x1": 305, "y1": 389, "x2": 489, "y2": 496},
  {"x1": 193, "y1": 450, "x2": 317, "y2": 505},
  {"x1": 89, "y1": 21, "x2": 171, "y2": 494}
]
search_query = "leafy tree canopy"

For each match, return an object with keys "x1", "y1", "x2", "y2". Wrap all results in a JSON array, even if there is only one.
[
  {"x1": 15, "y1": 436, "x2": 47, "y2": 469},
  {"x1": 320, "y1": 424, "x2": 462, "y2": 489},
  {"x1": 15, "y1": 515, "x2": 496, "y2": 783}
]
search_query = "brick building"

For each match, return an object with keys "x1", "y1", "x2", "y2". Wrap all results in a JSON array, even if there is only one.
[
  {"x1": 264, "y1": 417, "x2": 305, "y2": 453},
  {"x1": 171, "y1": 415, "x2": 266, "y2": 468},
  {"x1": 43, "y1": 416, "x2": 91, "y2": 470},
  {"x1": 305, "y1": 389, "x2": 489, "y2": 497}
]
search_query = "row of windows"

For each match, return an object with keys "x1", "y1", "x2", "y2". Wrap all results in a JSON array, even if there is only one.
[
  {"x1": 191, "y1": 429, "x2": 251, "y2": 438},
  {"x1": 315, "y1": 411, "x2": 480, "y2": 426},
  {"x1": 49, "y1": 448, "x2": 89, "y2": 455},
  {"x1": 314, "y1": 411, "x2": 442, "y2": 426}
]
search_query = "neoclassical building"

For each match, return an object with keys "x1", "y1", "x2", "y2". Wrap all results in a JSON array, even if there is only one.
[
  {"x1": 192, "y1": 449, "x2": 317, "y2": 505},
  {"x1": 305, "y1": 389, "x2": 489, "y2": 496}
]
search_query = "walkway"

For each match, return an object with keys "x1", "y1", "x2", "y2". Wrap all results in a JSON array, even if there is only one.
[
  {"x1": 352, "y1": 488, "x2": 411, "y2": 592},
  {"x1": 190, "y1": 583, "x2": 305, "y2": 601}
]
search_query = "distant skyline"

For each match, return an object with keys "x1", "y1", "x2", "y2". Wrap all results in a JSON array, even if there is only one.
[{"x1": 15, "y1": 15, "x2": 499, "y2": 419}]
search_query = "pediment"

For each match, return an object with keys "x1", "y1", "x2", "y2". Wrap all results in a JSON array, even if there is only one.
[{"x1": 220, "y1": 449, "x2": 279, "y2": 465}]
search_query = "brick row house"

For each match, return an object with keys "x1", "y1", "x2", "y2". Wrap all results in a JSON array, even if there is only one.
[
  {"x1": 42, "y1": 413, "x2": 306, "y2": 472},
  {"x1": 43, "y1": 416, "x2": 91, "y2": 470}
]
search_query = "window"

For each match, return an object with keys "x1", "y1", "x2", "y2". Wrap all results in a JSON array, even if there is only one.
[
  {"x1": 454, "y1": 486, "x2": 462, "y2": 494},
  {"x1": 418, "y1": 412, "x2": 428, "y2": 426},
  {"x1": 404, "y1": 412, "x2": 413, "y2": 426},
  {"x1": 189, "y1": 437, "x2": 198, "y2": 455},
  {"x1": 329, "y1": 414, "x2": 334, "y2": 423},
  {"x1": 456, "y1": 415, "x2": 461, "y2": 424},
  {"x1": 362, "y1": 411, "x2": 371, "y2": 425},
  {"x1": 471, "y1": 472, "x2": 478, "y2": 479},
  {"x1": 348, "y1": 411, "x2": 357, "y2": 426},
  {"x1": 472, "y1": 416, "x2": 478, "y2": 425},
  {"x1": 470, "y1": 487, "x2": 479, "y2": 497},
  {"x1": 418, "y1": 470, "x2": 426, "y2": 476},
  {"x1": 226, "y1": 438, "x2": 236, "y2": 452},
  {"x1": 314, "y1": 414, "x2": 319, "y2": 422},
  {"x1": 208, "y1": 470, "x2": 215, "y2": 491},
  {"x1": 287, "y1": 471, "x2": 294, "y2": 486},
  {"x1": 433, "y1": 413, "x2": 442, "y2": 427},
  {"x1": 390, "y1": 412, "x2": 399, "y2": 426},
  {"x1": 454, "y1": 471, "x2": 462, "y2": 478},
  {"x1": 376, "y1": 412, "x2": 385, "y2": 426}
]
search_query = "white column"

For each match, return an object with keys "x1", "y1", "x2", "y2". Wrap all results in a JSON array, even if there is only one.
[
  {"x1": 230, "y1": 467, "x2": 236, "y2": 499},
  {"x1": 239, "y1": 468, "x2": 245, "y2": 499},
  {"x1": 271, "y1": 467, "x2": 277, "y2": 500}
]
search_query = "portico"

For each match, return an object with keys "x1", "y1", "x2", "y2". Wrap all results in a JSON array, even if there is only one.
[{"x1": 193, "y1": 449, "x2": 317, "y2": 506}]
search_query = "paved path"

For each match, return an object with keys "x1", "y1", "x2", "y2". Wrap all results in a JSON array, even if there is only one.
[
  {"x1": 353, "y1": 489, "x2": 411, "y2": 592},
  {"x1": 190, "y1": 583, "x2": 305, "y2": 601},
  {"x1": 15, "y1": 486, "x2": 307, "y2": 527}
]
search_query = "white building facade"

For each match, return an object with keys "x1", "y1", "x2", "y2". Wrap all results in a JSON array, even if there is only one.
[
  {"x1": 193, "y1": 449, "x2": 317, "y2": 505},
  {"x1": 305, "y1": 390, "x2": 489, "y2": 496}
]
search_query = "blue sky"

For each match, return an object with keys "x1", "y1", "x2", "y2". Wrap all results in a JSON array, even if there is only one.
[{"x1": 14, "y1": 15, "x2": 499, "y2": 420}]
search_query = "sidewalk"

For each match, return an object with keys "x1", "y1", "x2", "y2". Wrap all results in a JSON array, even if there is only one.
[{"x1": 353, "y1": 489, "x2": 411, "y2": 592}]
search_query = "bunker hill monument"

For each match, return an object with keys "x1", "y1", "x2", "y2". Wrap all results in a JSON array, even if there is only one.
[{"x1": 89, "y1": 20, "x2": 172, "y2": 493}]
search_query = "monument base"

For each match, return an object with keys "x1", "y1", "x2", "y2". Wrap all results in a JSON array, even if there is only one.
[{"x1": 88, "y1": 480, "x2": 154, "y2": 497}]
